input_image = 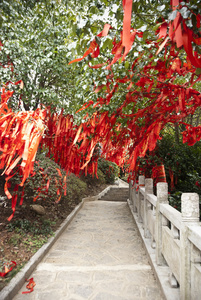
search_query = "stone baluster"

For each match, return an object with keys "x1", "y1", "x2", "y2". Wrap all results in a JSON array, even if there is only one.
[
  {"x1": 132, "y1": 180, "x2": 137, "y2": 212},
  {"x1": 156, "y1": 182, "x2": 169, "y2": 265},
  {"x1": 180, "y1": 193, "x2": 200, "y2": 300},
  {"x1": 138, "y1": 175, "x2": 145, "y2": 223},
  {"x1": 144, "y1": 178, "x2": 153, "y2": 238},
  {"x1": 130, "y1": 180, "x2": 137, "y2": 212},
  {"x1": 129, "y1": 178, "x2": 132, "y2": 202},
  {"x1": 139, "y1": 175, "x2": 145, "y2": 187}
]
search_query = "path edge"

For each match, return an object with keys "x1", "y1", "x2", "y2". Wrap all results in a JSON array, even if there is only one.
[
  {"x1": 0, "y1": 197, "x2": 84, "y2": 300},
  {"x1": 0, "y1": 185, "x2": 111, "y2": 300},
  {"x1": 127, "y1": 199, "x2": 180, "y2": 300}
]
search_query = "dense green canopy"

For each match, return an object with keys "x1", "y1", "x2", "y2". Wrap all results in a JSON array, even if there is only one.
[
  {"x1": 0, "y1": 0, "x2": 182, "y2": 113},
  {"x1": 0, "y1": 0, "x2": 201, "y2": 220}
]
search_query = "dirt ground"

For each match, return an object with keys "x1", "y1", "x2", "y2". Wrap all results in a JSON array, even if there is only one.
[{"x1": 0, "y1": 181, "x2": 109, "y2": 292}]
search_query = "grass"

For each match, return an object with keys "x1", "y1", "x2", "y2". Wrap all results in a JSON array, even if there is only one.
[
  {"x1": 6, "y1": 218, "x2": 55, "y2": 236},
  {"x1": 5, "y1": 218, "x2": 56, "y2": 254}
]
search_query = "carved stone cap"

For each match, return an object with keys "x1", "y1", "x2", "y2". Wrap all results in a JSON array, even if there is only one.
[
  {"x1": 157, "y1": 182, "x2": 168, "y2": 203},
  {"x1": 181, "y1": 193, "x2": 200, "y2": 222},
  {"x1": 145, "y1": 178, "x2": 153, "y2": 194},
  {"x1": 139, "y1": 175, "x2": 145, "y2": 186}
]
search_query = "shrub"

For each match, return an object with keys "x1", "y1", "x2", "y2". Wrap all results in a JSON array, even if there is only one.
[
  {"x1": 6, "y1": 218, "x2": 54, "y2": 235},
  {"x1": 168, "y1": 191, "x2": 182, "y2": 212},
  {"x1": 138, "y1": 136, "x2": 201, "y2": 196},
  {"x1": 98, "y1": 158, "x2": 119, "y2": 184},
  {"x1": 121, "y1": 175, "x2": 129, "y2": 182},
  {"x1": 136, "y1": 135, "x2": 201, "y2": 215},
  {"x1": 9, "y1": 153, "x2": 87, "y2": 205},
  {"x1": 66, "y1": 173, "x2": 87, "y2": 205},
  {"x1": 157, "y1": 136, "x2": 201, "y2": 196},
  {"x1": 82, "y1": 168, "x2": 106, "y2": 186},
  {"x1": 96, "y1": 169, "x2": 106, "y2": 184}
]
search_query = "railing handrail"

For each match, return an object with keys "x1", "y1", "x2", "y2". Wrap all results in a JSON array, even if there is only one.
[
  {"x1": 188, "y1": 225, "x2": 201, "y2": 250},
  {"x1": 160, "y1": 203, "x2": 182, "y2": 230},
  {"x1": 129, "y1": 176, "x2": 201, "y2": 300}
]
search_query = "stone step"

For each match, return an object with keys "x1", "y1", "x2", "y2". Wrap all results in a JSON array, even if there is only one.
[
  {"x1": 100, "y1": 193, "x2": 128, "y2": 198},
  {"x1": 101, "y1": 194, "x2": 128, "y2": 198},
  {"x1": 100, "y1": 192, "x2": 129, "y2": 196},
  {"x1": 100, "y1": 199, "x2": 127, "y2": 202},
  {"x1": 107, "y1": 186, "x2": 129, "y2": 191},
  {"x1": 98, "y1": 187, "x2": 129, "y2": 202},
  {"x1": 104, "y1": 188, "x2": 129, "y2": 193},
  {"x1": 104, "y1": 191, "x2": 128, "y2": 194},
  {"x1": 100, "y1": 198, "x2": 127, "y2": 202},
  {"x1": 100, "y1": 194, "x2": 128, "y2": 197},
  {"x1": 104, "y1": 190, "x2": 128, "y2": 192},
  {"x1": 100, "y1": 194, "x2": 128, "y2": 198},
  {"x1": 103, "y1": 195, "x2": 128, "y2": 198}
]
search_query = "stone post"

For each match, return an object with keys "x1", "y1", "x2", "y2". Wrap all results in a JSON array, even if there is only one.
[
  {"x1": 144, "y1": 178, "x2": 153, "y2": 238},
  {"x1": 181, "y1": 193, "x2": 199, "y2": 223},
  {"x1": 138, "y1": 175, "x2": 145, "y2": 223},
  {"x1": 180, "y1": 193, "x2": 200, "y2": 300},
  {"x1": 156, "y1": 182, "x2": 169, "y2": 265},
  {"x1": 133, "y1": 188, "x2": 137, "y2": 212},
  {"x1": 129, "y1": 178, "x2": 132, "y2": 202},
  {"x1": 131, "y1": 180, "x2": 137, "y2": 212},
  {"x1": 139, "y1": 175, "x2": 145, "y2": 187}
]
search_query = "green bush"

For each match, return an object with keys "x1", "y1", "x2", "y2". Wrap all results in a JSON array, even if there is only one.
[
  {"x1": 137, "y1": 135, "x2": 201, "y2": 216},
  {"x1": 96, "y1": 169, "x2": 106, "y2": 184},
  {"x1": 154, "y1": 135, "x2": 201, "y2": 217},
  {"x1": 98, "y1": 158, "x2": 119, "y2": 184},
  {"x1": 121, "y1": 175, "x2": 129, "y2": 183},
  {"x1": 66, "y1": 173, "x2": 87, "y2": 205},
  {"x1": 6, "y1": 218, "x2": 54, "y2": 235},
  {"x1": 138, "y1": 136, "x2": 201, "y2": 195},
  {"x1": 157, "y1": 136, "x2": 201, "y2": 196},
  {"x1": 10, "y1": 153, "x2": 87, "y2": 205},
  {"x1": 168, "y1": 191, "x2": 182, "y2": 212},
  {"x1": 82, "y1": 168, "x2": 106, "y2": 186}
]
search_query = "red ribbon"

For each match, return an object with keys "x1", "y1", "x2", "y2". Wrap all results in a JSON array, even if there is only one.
[
  {"x1": 0, "y1": 261, "x2": 17, "y2": 277},
  {"x1": 22, "y1": 278, "x2": 36, "y2": 294}
]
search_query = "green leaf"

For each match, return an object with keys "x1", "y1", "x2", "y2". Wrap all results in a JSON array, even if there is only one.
[
  {"x1": 169, "y1": 10, "x2": 178, "y2": 21},
  {"x1": 124, "y1": 61, "x2": 130, "y2": 70},
  {"x1": 195, "y1": 68, "x2": 201, "y2": 75},
  {"x1": 157, "y1": 5, "x2": 165, "y2": 12}
]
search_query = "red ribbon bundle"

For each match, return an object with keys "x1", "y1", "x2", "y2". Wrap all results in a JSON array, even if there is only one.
[
  {"x1": 22, "y1": 277, "x2": 36, "y2": 294},
  {"x1": 0, "y1": 261, "x2": 17, "y2": 277},
  {"x1": 152, "y1": 164, "x2": 167, "y2": 184}
]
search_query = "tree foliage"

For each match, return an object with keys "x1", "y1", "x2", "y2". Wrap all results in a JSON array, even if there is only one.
[
  {"x1": 0, "y1": 0, "x2": 173, "y2": 113},
  {"x1": 0, "y1": 0, "x2": 89, "y2": 112},
  {"x1": 0, "y1": 0, "x2": 201, "y2": 219}
]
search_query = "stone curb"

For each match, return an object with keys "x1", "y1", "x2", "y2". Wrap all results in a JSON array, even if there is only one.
[
  {"x1": 97, "y1": 185, "x2": 112, "y2": 199},
  {"x1": 0, "y1": 185, "x2": 111, "y2": 300},
  {"x1": 0, "y1": 198, "x2": 86, "y2": 300},
  {"x1": 127, "y1": 199, "x2": 180, "y2": 300}
]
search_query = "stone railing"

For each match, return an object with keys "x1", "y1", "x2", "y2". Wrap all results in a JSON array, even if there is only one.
[{"x1": 128, "y1": 175, "x2": 201, "y2": 300}]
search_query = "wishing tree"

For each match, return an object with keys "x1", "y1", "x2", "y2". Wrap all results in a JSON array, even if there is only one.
[{"x1": 0, "y1": 0, "x2": 201, "y2": 219}]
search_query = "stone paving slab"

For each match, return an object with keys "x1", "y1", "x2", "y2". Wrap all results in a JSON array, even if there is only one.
[{"x1": 12, "y1": 201, "x2": 164, "y2": 300}]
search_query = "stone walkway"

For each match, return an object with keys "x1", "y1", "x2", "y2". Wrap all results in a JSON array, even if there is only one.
[{"x1": 13, "y1": 198, "x2": 164, "y2": 299}]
